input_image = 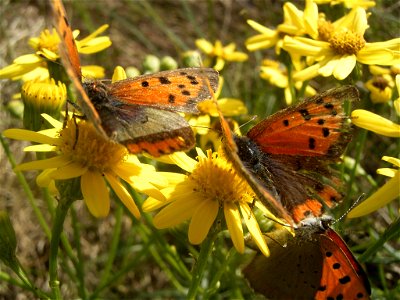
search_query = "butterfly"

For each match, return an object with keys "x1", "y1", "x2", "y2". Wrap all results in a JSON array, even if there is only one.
[
  {"x1": 243, "y1": 216, "x2": 371, "y2": 299},
  {"x1": 217, "y1": 86, "x2": 359, "y2": 225},
  {"x1": 50, "y1": 0, "x2": 219, "y2": 157}
]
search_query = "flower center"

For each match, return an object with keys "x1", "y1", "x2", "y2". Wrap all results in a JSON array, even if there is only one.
[
  {"x1": 59, "y1": 119, "x2": 128, "y2": 173},
  {"x1": 372, "y1": 76, "x2": 390, "y2": 91},
  {"x1": 328, "y1": 30, "x2": 366, "y2": 55},
  {"x1": 33, "y1": 29, "x2": 61, "y2": 54},
  {"x1": 189, "y1": 150, "x2": 254, "y2": 204}
]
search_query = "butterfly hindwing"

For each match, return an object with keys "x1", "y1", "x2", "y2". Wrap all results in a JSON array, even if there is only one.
[
  {"x1": 98, "y1": 105, "x2": 195, "y2": 157},
  {"x1": 244, "y1": 217, "x2": 371, "y2": 300},
  {"x1": 316, "y1": 229, "x2": 371, "y2": 299}
]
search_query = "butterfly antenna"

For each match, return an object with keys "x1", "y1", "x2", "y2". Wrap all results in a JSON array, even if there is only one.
[{"x1": 332, "y1": 194, "x2": 366, "y2": 225}]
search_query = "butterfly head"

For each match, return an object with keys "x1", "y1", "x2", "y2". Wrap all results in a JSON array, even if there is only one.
[{"x1": 83, "y1": 81, "x2": 110, "y2": 108}]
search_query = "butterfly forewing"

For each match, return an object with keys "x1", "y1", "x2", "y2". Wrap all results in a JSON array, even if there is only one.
[
  {"x1": 109, "y1": 68, "x2": 219, "y2": 113},
  {"x1": 247, "y1": 86, "x2": 358, "y2": 157},
  {"x1": 50, "y1": 0, "x2": 82, "y2": 80}
]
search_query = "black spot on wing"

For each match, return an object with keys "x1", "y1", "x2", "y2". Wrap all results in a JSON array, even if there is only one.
[{"x1": 159, "y1": 77, "x2": 171, "y2": 84}]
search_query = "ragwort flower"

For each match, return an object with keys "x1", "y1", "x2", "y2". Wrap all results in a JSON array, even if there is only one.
[
  {"x1": 283, "y1": 8, "x2": 400, "y2": 81},
  {"x1": 195, "y1": 39, "x2": 248, "y2": 71},
  {"x1": 245, "y1": 0, "x2": 319, "y2": 54},
  {"x1": 0, "y1": 26, "x2": 111, "y2": 81},
  {"x1": 3, "y1": 114, "x2": 167, "y2": 219},
  {"x1": 143, "y1": 148, "x2": 280, "y2": 256}
]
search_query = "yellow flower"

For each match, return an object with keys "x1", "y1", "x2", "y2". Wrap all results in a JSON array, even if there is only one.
[
  {"x1": 259, "y1": 60, "x2": 316, "y2": 105},
  {"x1": 364, "y1": 74, "x2": 394, "y2": 104},
  {"x1": 245, "y1": 0, "x2": 319, "y2": 53},
  {"x1": 3, "y1": 114, "x2": 167, "y2": 218},
  {"x1": 283, "y1": 8, "x2": 400, "y2": 81},
  {"x1": 195, "y1": 39, "x2": 248, "y2": 71},
  {"x1": 143, "y1": 148, "x2": 281, "y2": 257},
  {"x1": 314, "y1": 0, "x2": 376, "y2": 9},
  {"x1": 0, "y1": 26, "x2": 111, "y2": 81},
  {"x1": 348, "y1": 156, "x2": 399, "y2": 217}
]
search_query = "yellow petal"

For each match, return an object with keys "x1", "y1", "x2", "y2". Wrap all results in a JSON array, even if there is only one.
[
  {"x1": 105, "y1": 172, "x2": 140, "y2": 219},
  {"x1": 189, "y1": 199, "x2": 219, "y2": 244},
  {"x1": 3, "y1": 129, "x2": 59, "y2": 145},
  {"x1": 224, "y1": 202, "x2": 244, "y2": 253},
  {"x1": 240, "y1": 202, "x2": 270, "y2": 257},
  {"x1": 24, "y1": 144, "x2": 57, "y2": 152},
  {"x1": 332, "y1": 55, "x2": 357, "y2": 80},
  {"x1": 13, "y1": 54, "x2": 43, "y2": 64},
  {"x1": 153, "y1": 197, "x2": 202, "y2": 228},
  {"x1": 348, "y1": 172, "x2": 400, "y2": 218},
  {"x1": 382, "y1": 156, "x2": 400, "y2": 167},
  {"x1": 81, "y1": 170, "x2": 110, "y2": 218},
  {"x1": 50, "y1": 162, "x2": 88, "y2": 180},
  {"x1": 351, "y1": 109, "x2": 400, "y2": 137},
  {"x1": 195, "y1": 39, "x2": 214, "y2": 54},
  {"x1": 377, "y1": 168, "x2": 397, "y2": 178},
  {"x1": 14, "y1": 155, "x2": 70, "y2": 171}
]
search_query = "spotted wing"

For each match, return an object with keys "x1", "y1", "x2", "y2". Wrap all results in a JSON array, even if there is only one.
[
  {"x1": 108, "y1": 68, "x2": 219, "y2": 113},
  {"x1": 50, "y1": 0, "x2": 106, "y2": 138},
  {"x1": 98, "y1": 104, "x2": 195, "y2": 157},
  {"x1": 316, "y1": 229, "x2": 371, "y2": 299},
  {"x1": 247, "y1": 86, "x2": 358, "y2": 157}
]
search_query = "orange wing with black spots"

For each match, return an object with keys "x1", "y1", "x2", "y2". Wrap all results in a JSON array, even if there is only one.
[
  {"x1": 217, "y1": 86, "x2": 358, "y2": 223},
  {"x1": 51, "y1": 0, "x2": 219, "y2": 156},
  {"x1": 243, "y1": 217, "x2": 370, "y2": 299},
  {"x1": 109, "y1": 68, "x2": 219, "y2": 113}
]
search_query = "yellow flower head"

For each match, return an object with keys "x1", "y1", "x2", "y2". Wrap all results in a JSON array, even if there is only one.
[
  {"x1": 0, "y1": 25, "x2": 111, "y2": 81},
  {"x1": 3, "y1": 114, "x2": 167, "y2": 219},
  {"x1": 143, "y1": 148, "x2": 284, "y2": 257},
  {"x1": 283, "y1": 8, "x2": 400, "y2": 81},
  {"x1": 245, "y1": 0, "x2": 319, "y2": 53},
  {"x1": 195, "y1": 39, "x2": 248, "y2": 71}
]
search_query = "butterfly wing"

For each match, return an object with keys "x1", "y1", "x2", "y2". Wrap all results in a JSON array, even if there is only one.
[
  {"x1": 247, "y1": 86, "x2": 358, "y2": 157},
  {"x1": 244, "y1": 218, "x2": 370, "y2": 300},
  {"x1": 50, "y1": 0, "x2": 82, "y2": 80},
  {"x1": 218, "y1": 110, "x2": 293, "y2": 224},
  {"x1": 238, "y1": 86, "x2": 358, "y2": 222},
  {"x1": 97, "y1": 104, "x2": 195, "y2": 157},
  {"x1": 243, "y1": 228, "x2": 323, "y2": 299},
  {"x1": 316, "y1": 228, "x2": 371, "y2": 300},
  {"x1": 50, "y1": 0, "x2": 106, "y2": 138},
  {"x1": 108, "y1": 68, "x2": 219, "y2": 113}
]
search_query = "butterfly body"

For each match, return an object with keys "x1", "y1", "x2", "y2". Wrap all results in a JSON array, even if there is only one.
[
  {"x1": 243, "y1": 216, "x2": 371, "y2": 300},
  {"x1": 50, "y1": 0, "x2": 219, "y2": 156},
  {"x1": 219, "y1": 86, "x2": 359, "y2": 223}
]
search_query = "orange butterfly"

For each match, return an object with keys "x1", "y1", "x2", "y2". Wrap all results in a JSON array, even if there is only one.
[
  {"x1": 217, "y1": 86, "x2": 358, "y2": 225},
  {"x1": 243, "y1": 216, "x2": 371, "y2": 299},
  {"x1": 50, "y1": 0, "x2": 219, "y2": 157}
]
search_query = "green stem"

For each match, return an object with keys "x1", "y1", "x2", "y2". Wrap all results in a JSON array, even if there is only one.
[
  {"x1": 98, "y1": 203, "x2": 123, "y2": 289},
  {"x1": 0, "y1": 134, "x2": 51, "y2": 238},
  {"x1": 186, "y1": 226, "x2": 219, "y2": 300},
  {"x1": 71, "y1": 206, "x2": 87, "y2": 299},
  {"x1": 49, "y1": 196, "x2": 74, "y2": 300}
]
